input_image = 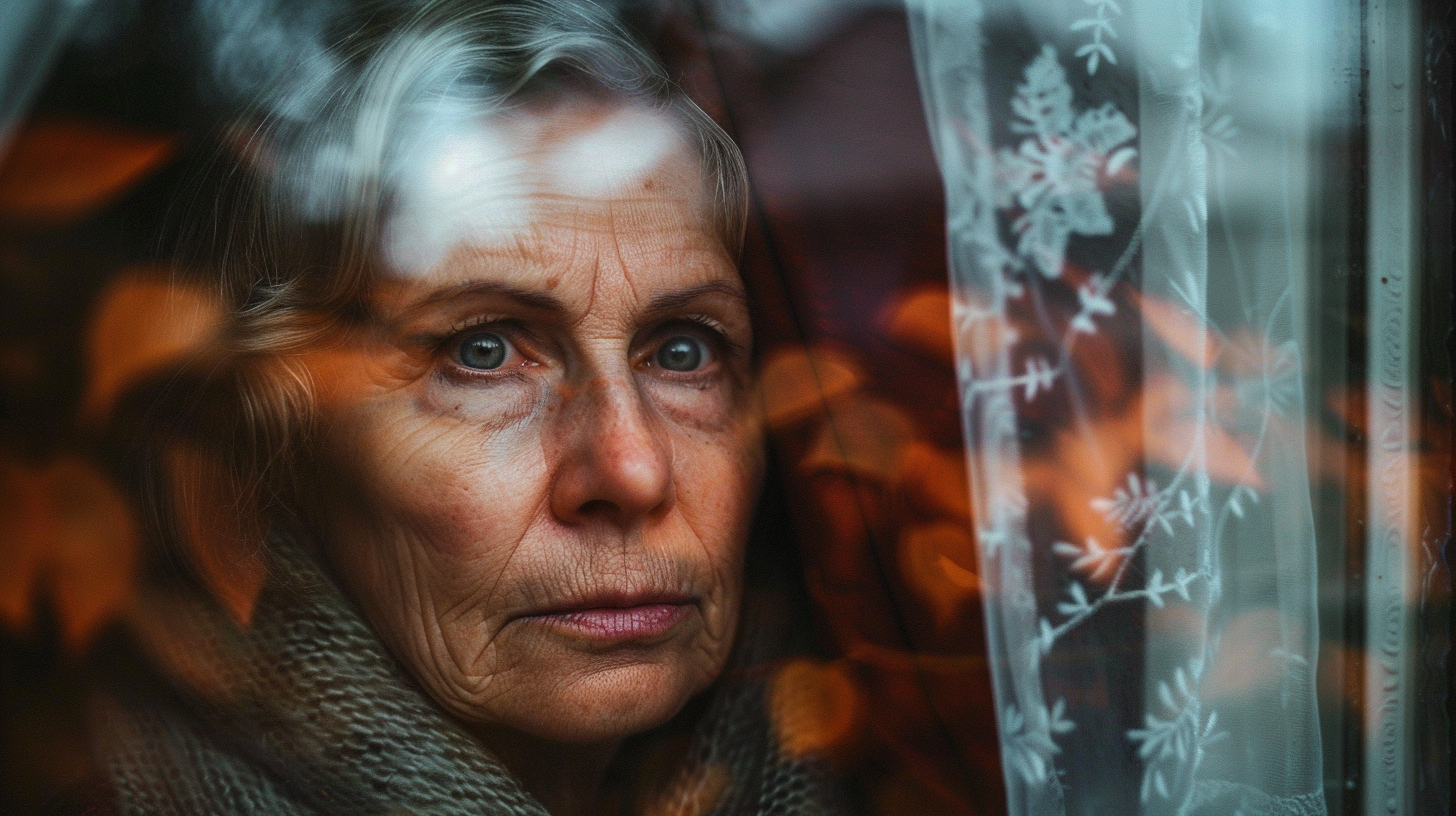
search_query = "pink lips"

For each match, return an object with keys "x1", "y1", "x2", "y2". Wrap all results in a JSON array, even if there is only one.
[{"x1": 524, "y1": 597, "x2": 693, "y2": 643}]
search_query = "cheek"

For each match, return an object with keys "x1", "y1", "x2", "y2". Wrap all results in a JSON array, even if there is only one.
[
  {"x1": 323, "y1": 393, "x2": 554, "y2": 620},
  {"x1": 384, "y1": 435, "x2": 545, "y2": 564},
  {"x1": 671, "y1": 422, "x2": 763, "y2": 575},
  {"x1": 347, "y1": 377, "x2": 550, "y2": 530},
  {"x1": 320, "y1": 403, "x2": 559, "y2": 709},
  {"x1": 642, "y1": 369, "x2": 762, "y2": 506}
]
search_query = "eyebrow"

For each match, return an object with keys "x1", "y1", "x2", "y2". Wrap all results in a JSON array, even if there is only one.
[
  {"x1": 645, "y1": 280, "x2": 748, "y2": 313},
  {"x1": 402, "y1": 280, "x2": 567, "y2": 317},
  {"x1": 402, "y1": 277, "x2": 746, "y2": 320}
]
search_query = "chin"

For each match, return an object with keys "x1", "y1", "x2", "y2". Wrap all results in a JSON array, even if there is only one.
[{"x1": 495, "y1": 658, "x2": 715, "y2": 746}]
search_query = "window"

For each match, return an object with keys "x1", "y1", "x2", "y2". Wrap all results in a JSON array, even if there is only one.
[{"x1": 0, "y1": 1, "x2": 1449, "y2": 813}]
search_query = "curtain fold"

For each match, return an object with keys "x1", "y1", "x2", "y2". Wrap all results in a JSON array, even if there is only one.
[
  {"x1": 0, "y1": 0, "x2": 96, "y2": 152},
  {"x1": 908, "y1": 1, "x2": 1329, "y2": 812}
]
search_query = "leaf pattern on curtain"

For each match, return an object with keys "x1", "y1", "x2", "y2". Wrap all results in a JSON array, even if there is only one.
[
  {"x1": 995, "y1": 46, "x2": 1136, "y2": 279},
  {"x1": 908, "y1": 0, "x2": 1328, "y2": 812}
]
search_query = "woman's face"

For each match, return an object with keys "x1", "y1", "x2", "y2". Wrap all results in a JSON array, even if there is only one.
[{"x1": 306, "y1": 104, "x2": 761, "y2": 748}]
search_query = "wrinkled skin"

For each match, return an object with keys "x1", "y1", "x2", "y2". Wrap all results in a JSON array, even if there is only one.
[{"x1": 303, "y1": 104, "x2": 761, "y2": 809}]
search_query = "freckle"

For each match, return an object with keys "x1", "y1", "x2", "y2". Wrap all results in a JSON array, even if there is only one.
[
  {"x1": 644, "y1": 178, "x2": 655, "y2": 190},
  {"x1": 546, "y1": 277, "x2": 560, "y2": 290}
]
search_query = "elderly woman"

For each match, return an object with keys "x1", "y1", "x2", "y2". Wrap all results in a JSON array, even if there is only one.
[{"x1": 87, "y1": 2, "x2": 829, "y2": 814}]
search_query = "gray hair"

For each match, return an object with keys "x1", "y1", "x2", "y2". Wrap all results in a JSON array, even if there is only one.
[
  {"x1": 161, "y1": 0, "x2": 747, "y2": 554},
  {"x1": 216, "y1": 0, "x2": 747, "y2": 351}
]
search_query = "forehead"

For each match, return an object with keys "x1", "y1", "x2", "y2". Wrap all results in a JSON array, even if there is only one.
[
  {"x1": 390, "y1": 104, "x2": 715, "y2": 252},
  {"x1": 374, "y1": 101, "x2": 732, "y2": 314}
]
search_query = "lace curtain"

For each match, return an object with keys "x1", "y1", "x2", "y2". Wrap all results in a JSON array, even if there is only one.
[
  {"x1": 0, "y1": 0, "x2": 94, "y2": 148},
  {"x1": 908, "y1": 0, "x2": 1356, "y2": 812}
]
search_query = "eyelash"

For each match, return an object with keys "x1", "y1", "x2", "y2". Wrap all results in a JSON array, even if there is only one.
[
  {"x1": 442, "y1": 314, "x2": 506, "y2": 342},
  {"x1": 430, "y1": 314, "x2": 740, "y2": 378},
  {"x1": 667, "y1": 315, "x2": 735, "y2": 350},
  {"x1": 429, "y1": 317, "x2": 530, "y2": 382},
  {"x1": 642, "y1": 316, "x2": 741, "y2": 369}
]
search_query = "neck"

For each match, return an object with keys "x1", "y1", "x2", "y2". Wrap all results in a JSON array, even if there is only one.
[{"x1": 476, "y1": 727, "x2": 620, "y2": 816}]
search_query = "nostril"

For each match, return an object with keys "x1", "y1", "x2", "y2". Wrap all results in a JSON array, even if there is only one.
[
  {"x1": 549, "y1": 392, "x2": 675, "y2": 524},
  {"x1": 577, "y1": 498, "x2": 617, "y2": 517}
]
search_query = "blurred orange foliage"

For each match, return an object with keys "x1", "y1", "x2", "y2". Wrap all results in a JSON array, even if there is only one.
[
  {"x1": 897, "y1": 521, "x2": 980, "y2": 627},
  {"x1": 1135, "y1": 290, "x2": 1219, "y2": 370},
  {"x1": 1, "y1": 266, "x2": 231, "y2": 645},
  {"x1": 898, "y1": 441, "x2": 972, "y2": 524},
  {"x1": 167, "y1": 447, "x2": 267, "y2": 626},
  {"x1": 881, "y1": 284, "x2": 954, "y2": 364},
  {"x1": 81, "y1": 269, "x2": 225, "y2": 422},
  {"x1": 799, "y1": 395, "x2": 915, "y2": 483},
  {"x1": 768, "y1": 657, "x2": 865, "y2": 761},
  {"x1": 764, "y1": 281, "x2": 997, "y2": 810},
  {"x1": 758, "y1": 345, "x2": 864, "y2": 430},
  {"x1": 0, "y1": 117, "x2": 176, "y2": 225},
  {"x1": 0, "y1": 455, "x2": 138, "y2": 649}
]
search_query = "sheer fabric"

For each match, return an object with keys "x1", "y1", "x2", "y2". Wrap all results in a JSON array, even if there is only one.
[
  {"x1": 909, "y1": 1, "x2": 1331, "y2": 812},
  {"x1": 0, "y1": 0, "x2": 94, "y2": 147}
]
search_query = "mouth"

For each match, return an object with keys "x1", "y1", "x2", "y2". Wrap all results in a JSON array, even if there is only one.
[{"x1": 519, "y1": 593, "x2": 695, "y2": 645}]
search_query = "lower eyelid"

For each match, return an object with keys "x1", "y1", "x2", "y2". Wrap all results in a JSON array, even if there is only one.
[{"x1": 435, "y1": 366, "x2": 538, "y2": 392}]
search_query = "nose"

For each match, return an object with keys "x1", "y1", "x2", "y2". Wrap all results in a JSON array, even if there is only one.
[{"x1": 549, "y1": 375, "x2": 674, "y2": 526}]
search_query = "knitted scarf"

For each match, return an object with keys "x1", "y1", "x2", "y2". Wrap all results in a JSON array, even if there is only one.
[{"x1": 90, "y1": 539, "x2": 835, "y2": 815}]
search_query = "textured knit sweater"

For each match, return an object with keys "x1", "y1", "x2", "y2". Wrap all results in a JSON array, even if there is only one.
[{"x1": 88, "y1": 538, "x2": 838, "y2": 815}]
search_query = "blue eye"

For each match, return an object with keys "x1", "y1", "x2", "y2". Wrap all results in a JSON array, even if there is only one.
[
  {"x1": 656, "y1": 336, "x2": 706, "y2": 372},
  {"x1": 457, "y1": 332, "x2": 508, "y2": 370}
]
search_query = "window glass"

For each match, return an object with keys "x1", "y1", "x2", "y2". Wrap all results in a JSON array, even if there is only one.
[{"x1": 0, "y1": 1, "x2": 1449, "y2": 814}]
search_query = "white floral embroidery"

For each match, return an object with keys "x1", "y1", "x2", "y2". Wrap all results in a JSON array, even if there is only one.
[
  {"x1": 1091, "y1": 473, "x2": 1162, "y2": 528},
  {"x1": 1202, "y1": 61, "x2": 1241, "y2": 159},
  {"x1": 1070, "y1": 273, "x2": 1115, "y2": 333},
  {"x1": 1018, "y1": 356, "x2": 1058, "y2": 399},
  {"x1": 1092, "y1": 474, "x2": 1205, "y2": 534},
  {"x1": 964, "y1": 356, "x2": 1059, "y2": 399},
  {"x1": 1053, "y1": 536, "x2": 1132, "y2": 581},
  {"x1": 995, "y1": 46, "x2": 1137, "y2": 278},
  {"x1": 1002, "y1": 699, "x2": 1076, "y2": 784},
  {"x1": 1128, "y1": 659, "x2": 1227, "y2": 802},
  {"x1": 1225, "y1": 484, "x2": 1259, "y2": 519},
  {"x1": 1070, "y1": 0, "x2": 1122, "y2": 75}
]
